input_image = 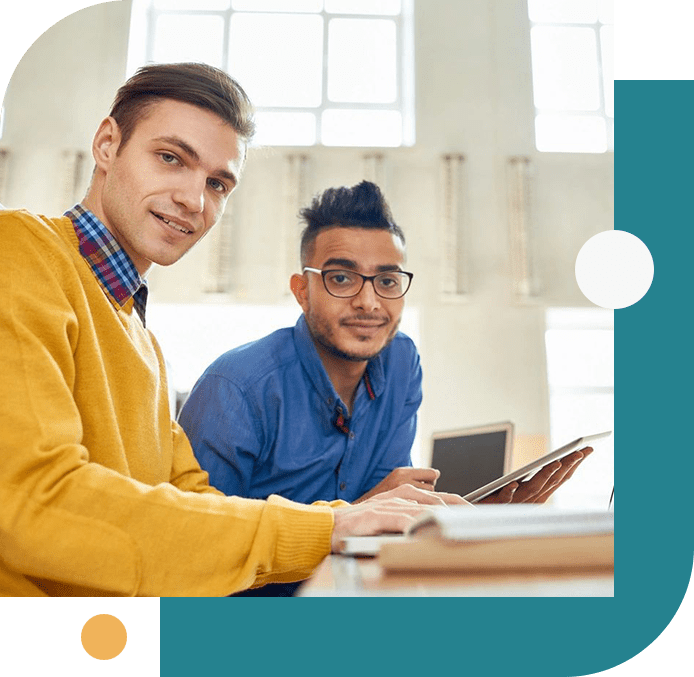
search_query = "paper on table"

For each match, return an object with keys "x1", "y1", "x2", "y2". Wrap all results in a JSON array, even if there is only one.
[{"x1": 407, "y1": 505, "x2": 614, "y2": 541}]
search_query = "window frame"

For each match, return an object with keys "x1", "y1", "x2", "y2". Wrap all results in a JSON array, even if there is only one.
[
  {"x1": 127, "y1": 0, "x2": 415, "y2": 147},
  {"x1": 529, "y1": 3, "x2": 614, "y2": 153}
]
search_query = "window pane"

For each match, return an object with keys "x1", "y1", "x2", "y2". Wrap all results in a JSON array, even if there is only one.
[
  {"x1": 328, "y1": 19, "x2": 396, "y2": 103},
  {"x1": 545, "y1": 329, "x2": 613, "y2": 388},
  {"x1": 321, "y1": 109, "x2": 402, "y2": 146},
  {"x1": 153, "y1": 15, "x2": 225, "y2": 67},
  {"x1": 531, "y1": 26, "x2": 600, "y2": 110},
  {"x1": 253, "y1": 111, "x2": 316, "y2": 146},
  {"x1": 229, "y1": 14, "x2": 323, "y2": 107},
  {"x1": 548, "y1": 392, "x2": 614, "y2": 510},
  {"x1": 528, "y1": 0, "x2": 598, "y2": 24},
  {"x1": 232, "y1": 0, "x2": 322, "y2": 11},
  {"x1": 154, "y1": 0, "x2": 230, "y2": 9},
  {"x1": 535, "y1": 113, "x2": 607, "y2": 152},
  {"x1": 601, "y1": 25, "x2": 614, "y2": 117},
  {"x1": 599, "y1": 0, "x2": 614, "y2": 24},
  {"x1": 325, "y1": 0, "x2": 401, "y2": 15}
]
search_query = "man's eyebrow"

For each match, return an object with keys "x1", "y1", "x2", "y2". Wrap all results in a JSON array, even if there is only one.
[
  {"x1": 322, "y1": 258, "x2": 403, "y2": 272},
  {"x1": 323, "y1": 258, "x2": 358, "y2": 269},
  {"x1": 154, "y1": 135, "x2": 238, "y2": 186}
]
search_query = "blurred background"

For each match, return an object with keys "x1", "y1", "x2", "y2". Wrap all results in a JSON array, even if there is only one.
[{"x1": 0, "y1": 0, "x2": 614, "y2": 508}]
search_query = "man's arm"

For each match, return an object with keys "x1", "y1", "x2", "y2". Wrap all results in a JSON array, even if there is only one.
[
  {"x1": 0, "y1": 214, "x2": 332, "y2": 596},
  {"x1": 177, "y1": 372, "x2": 261, "y2": 497}
]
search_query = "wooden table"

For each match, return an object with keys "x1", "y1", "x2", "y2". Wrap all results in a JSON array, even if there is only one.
[{"x1": 298, "y1": 555, "x2": 614, "y2": 597}]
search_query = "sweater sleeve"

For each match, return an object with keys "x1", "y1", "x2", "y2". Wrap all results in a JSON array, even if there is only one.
[{"x1": 0, "y1": 212, "x2": 333, "y2": 597}]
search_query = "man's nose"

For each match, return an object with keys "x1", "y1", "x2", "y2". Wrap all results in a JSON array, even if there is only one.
[
  {"x1": 173, "y1": 173, "x2": 206, "y2": 213},
  {"x1": 351, "y1": 278, "x2": 381, "y2": 311}
]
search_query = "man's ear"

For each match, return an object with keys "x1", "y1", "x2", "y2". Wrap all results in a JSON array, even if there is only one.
[
  {"x1": 290, "y1": 273, "x2": 310, "y2": 312},
  {"x1": 92, "y1": 116, "x2": 122, "y2": 172}
]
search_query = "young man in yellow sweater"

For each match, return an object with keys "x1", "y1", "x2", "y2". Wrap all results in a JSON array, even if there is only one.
[{"x1": 0, "y1": 63, "x2": 465, "y2": 597}]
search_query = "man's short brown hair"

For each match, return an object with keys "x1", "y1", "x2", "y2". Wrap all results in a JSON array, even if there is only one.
[{"x1": 109, "y1": 62, "x2": 255, "y2": 152}]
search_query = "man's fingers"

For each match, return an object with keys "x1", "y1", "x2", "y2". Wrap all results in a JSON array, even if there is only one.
[
  {"x1": 412, "y1": 481, "x2": 437, "y2": 492},
  {"x1": 398, "y1": 467, "x2": 440, "y2": 485},
  {"x1": 378, "y1": 483, "x2": 470, "y2": 506}
]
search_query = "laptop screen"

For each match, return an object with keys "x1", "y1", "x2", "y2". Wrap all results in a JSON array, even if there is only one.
[{"x1": 431, "y1": 423, "x2": 513, "y2": 496}]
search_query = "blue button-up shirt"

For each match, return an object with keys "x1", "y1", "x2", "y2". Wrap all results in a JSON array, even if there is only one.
[{"x1": 178, "y1": 314, "x2": 422, "y2": 503}]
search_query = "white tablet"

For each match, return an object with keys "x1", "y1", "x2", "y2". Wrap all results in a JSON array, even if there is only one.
[{"x1": 463, "y1": 431, "x2": 612, "y2": 503}]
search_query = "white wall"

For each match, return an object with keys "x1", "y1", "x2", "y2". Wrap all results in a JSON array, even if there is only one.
[{"x1": 0, "y1": 0, "x2": 613, "y2": 466}]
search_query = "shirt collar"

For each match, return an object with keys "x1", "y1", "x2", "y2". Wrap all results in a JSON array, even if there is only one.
[{"x1": 64, "y1": 204, "x2": 148, "y2": 325}]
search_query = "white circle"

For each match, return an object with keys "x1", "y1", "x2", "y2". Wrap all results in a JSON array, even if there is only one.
[{"x1": 575, "y1": 231, "x2": 654, "y2": 309}]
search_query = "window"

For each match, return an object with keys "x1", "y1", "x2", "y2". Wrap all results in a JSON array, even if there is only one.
[
  {"x1": 528, "y1": 0, "x2": 613, "y2": 153},
  {"x1": 544, "y1": 307, "x2": 614, "y2": 509},
  {"x1": 127, "y1": 0, "x2": 414, "y2": 147}
]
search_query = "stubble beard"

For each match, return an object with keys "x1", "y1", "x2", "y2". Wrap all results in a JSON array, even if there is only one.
[{"x1": 307, "y1": 312, "x2": 401, "y2": 362}]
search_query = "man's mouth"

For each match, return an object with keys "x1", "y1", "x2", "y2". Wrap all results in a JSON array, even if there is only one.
[
  {"x1": 152, "y1": 212, "x2": 193, "y2": 234},
  {"x1": 341, "y1": 318, "x2": 388, "y2": 329}
]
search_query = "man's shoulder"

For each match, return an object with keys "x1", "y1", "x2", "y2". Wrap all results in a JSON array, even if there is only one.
[
  {"x1": 387, "y1": 331, "x2": 420, "y2": 358},
  {"x1": 1, "y1": 209, "x2": 77, "y2": 273},
  {"x1": 202, "y1": 326, "x2": 299, "y2": 388},
  {"x1": 1, "y1": 209, "x2": 71, "y2": 250}
]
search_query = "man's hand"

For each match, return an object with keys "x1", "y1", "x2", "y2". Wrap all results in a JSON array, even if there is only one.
[
  {"x1": 331, "y1": 484, "x2": 471, "y2": 552},
  {"x1": 354, "y1": 467, "x2": 441, "y2": 503},
  {"x1": 479, "y1": 447, "x2": 593, "y2": 504}
]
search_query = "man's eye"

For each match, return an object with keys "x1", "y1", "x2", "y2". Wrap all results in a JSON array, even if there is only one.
[
  {"x1": 160, "y1": 153, "x2": 180, "y2": 165},
  {"x1": 208, "y1": 178, "x2": 227, "y2": 193},
  {"x1": 328, "y1": 272, "x2": 354, "y2": 285}
]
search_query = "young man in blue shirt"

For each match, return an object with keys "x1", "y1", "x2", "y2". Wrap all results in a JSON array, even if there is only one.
[
  {"x1": 178, "y1": 180, "x2": 590, "y2": 595},
  {"x1": 179, "y1": 181, "x2": 438, "y2": 505},
  {"x1": 179, "y1": 181, "x2": 588, "y2": 508}
]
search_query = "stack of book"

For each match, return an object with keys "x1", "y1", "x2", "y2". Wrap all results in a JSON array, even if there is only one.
[{"x1": 378, "y1": 505, "x2": 614, "y2": 572}]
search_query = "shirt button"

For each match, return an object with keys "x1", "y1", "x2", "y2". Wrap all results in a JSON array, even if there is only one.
[
  {"x1": 340, "y1": 482, "x2": 346, "y2": 491},
  {"x1": 327, "y1": 397, "x2": 334, "y2": 405},
  {"x1": 349, "y1": 432, "x2": 355, "y2": 440}
]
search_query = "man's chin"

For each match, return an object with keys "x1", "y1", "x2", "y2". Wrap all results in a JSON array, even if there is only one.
[{"x1": 320, "y1": 338, "x2": 387, "y2": 363}]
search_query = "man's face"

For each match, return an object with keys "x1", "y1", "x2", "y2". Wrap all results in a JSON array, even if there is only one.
[
  {"x1": 93, "y1": 99, "x2": 245, "y2": 274},
  {"x1": 294, "y1": 227, "x2": 407, "y2": 363}
]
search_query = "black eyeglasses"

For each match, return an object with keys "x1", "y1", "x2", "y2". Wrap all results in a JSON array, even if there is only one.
[{"x1": 303, "y1": 267, "x2": 414, "y2": 299}]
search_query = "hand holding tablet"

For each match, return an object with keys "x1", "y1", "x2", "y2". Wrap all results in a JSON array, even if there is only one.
[{"x1": 464, "y1": 431, "x2": 612, "y2": 504}]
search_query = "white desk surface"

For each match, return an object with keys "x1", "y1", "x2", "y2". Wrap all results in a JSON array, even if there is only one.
[{"x1": 298, "y1": 555, "x2": 614, "y2": 597}]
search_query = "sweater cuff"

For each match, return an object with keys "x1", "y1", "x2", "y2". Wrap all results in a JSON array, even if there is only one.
[{"x1": 266, "y1": 495, "x2": 333, "y2": 573}]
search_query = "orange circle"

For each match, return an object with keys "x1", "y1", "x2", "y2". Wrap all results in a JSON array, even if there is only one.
[{"x1": 81, "y1": 614, "x2": 127, "y2": 660}]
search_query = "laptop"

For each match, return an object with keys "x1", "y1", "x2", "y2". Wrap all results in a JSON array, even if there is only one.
[{"x1": 430, "y1": 421, "x2": 514, "y2": 496}]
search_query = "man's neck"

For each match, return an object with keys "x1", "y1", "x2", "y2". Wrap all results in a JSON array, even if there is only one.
[{"x1": 314, "y1": 343, "x2": 368, "y2": 415}]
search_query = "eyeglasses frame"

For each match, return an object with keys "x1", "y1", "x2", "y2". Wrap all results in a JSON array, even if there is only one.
[{"x1": 302, "y1": 267, "x2": 414, "y2": 299}]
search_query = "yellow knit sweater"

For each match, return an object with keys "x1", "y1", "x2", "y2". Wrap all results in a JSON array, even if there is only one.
[{"x1": 0, "y1": 209, "x2": 334, "y2": 596}]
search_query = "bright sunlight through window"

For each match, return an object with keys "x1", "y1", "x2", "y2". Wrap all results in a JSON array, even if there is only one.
[
  {"x1": 128, "y1": 0, "x2": 414, "y2": 147},
  {"x1": 545, "y1": 308, "x2": 614, "y2": 510},
  {"x1": 529, "y1": 0, "x2": 613, "y2": 153}
]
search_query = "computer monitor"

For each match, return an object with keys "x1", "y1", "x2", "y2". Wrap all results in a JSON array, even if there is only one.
[{"x1": 430, "y1": 421, "x2": 514, "y2": 496}]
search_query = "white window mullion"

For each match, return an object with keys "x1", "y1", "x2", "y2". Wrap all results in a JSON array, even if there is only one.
[{"x1": 134, "y1": 0, "x2": 410, "y2": 147}]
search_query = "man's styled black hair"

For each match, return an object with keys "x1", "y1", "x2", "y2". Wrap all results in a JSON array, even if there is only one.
[{"x1": 299, "y1": 180, "x2": 405, "y2": 266}]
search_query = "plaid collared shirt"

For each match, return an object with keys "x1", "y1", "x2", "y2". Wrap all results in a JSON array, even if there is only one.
[{"x1": 64, "y1": 204, "x2": 148, "y2": 325}]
